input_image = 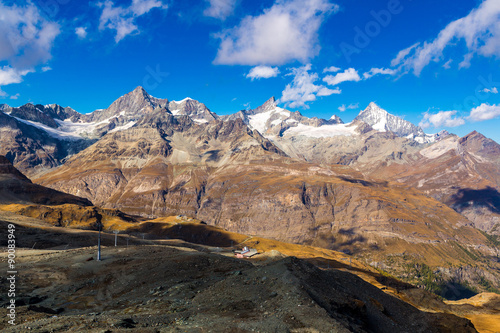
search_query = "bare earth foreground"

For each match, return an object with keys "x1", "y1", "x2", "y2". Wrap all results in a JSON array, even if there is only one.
[{"x1": 1, "y1": 212, "x2": 499, "y2": 333}]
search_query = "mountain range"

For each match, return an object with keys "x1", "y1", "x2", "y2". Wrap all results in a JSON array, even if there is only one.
[{"x1": 1, "y1": 86, "x2": 500, "y2": 298}]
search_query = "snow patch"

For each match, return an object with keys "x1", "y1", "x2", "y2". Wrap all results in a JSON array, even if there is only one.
[
  {"x1": 109, "y1": 121, "x2": 136, "y2": 133},
  {"x1": 271, "y1": 119, "x2": 282, "y2": 126},
  {"x1": 11, "y1": 116, "x2": 84, "y2": 141},
  {"x1": 248, "y1": 107, "x2": 292, "y2": 133},
  {"x1": 173, "y1": 97, "x2": 193, "y2": 103},
  {"x1": 248, "y1": 110, "x2": 274, "y2": 133},
  {"x1": 371, "y1": 116, "x2": 387, "y2": 132},
  {"x1": 284, "y1": 122, "x2": 358, "y2": 138}
]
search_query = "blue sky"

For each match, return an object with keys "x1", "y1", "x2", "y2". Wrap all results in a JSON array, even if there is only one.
[{"x1": 1, "y1": 0, "x2": 500, "y2": 142}]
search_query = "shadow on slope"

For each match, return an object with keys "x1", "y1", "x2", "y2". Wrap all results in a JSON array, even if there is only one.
[{"x1": 448, "y1": 187, "x2": 500, "y2": 215}]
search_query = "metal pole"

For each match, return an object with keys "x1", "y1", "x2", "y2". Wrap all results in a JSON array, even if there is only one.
[{"x1": 97, "y1": 225, "x2": 102, "y2": 261}]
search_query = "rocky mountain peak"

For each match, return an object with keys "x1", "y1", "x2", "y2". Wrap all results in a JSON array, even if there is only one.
[
  {"x1": 122, "y1": 86, "x2": 155, "y2": 107},
  {"x1": 167, "y1": 98, "x2": 218, "y2": 124},
  {"x1": 253, "y1": 96, "x2": 277, "y2": 114},
  {"x1": 355, "y1": 102, "x2": 425, "y2": 139},
  {"x1": 85, "y1": 86, "x2": 168, "y2": 123},
  {"x1": 329, "y1": 114, "x2": 343, "y2": 124},
  {"x1": 459, "y1": 130, "x2": 481, "y2": 143},
  {"x1": 458, "y1": 130, "x2": 500, "y2": 162}
]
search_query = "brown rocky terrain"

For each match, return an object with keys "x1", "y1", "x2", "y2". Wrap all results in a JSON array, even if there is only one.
[
  {"x1": 273, "y1": 124, "x2": 500, "y2": 236},
  {"x1": 366, "y1": 132, "x2": 500, "y2": 236},
  {"x1": 0, "y1": 211, "x2": 489, "y2": 333}
]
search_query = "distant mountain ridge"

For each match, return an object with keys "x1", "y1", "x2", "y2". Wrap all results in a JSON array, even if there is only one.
[{"x1": 0, "y1": 86, "x2": 452, "y2": 145}]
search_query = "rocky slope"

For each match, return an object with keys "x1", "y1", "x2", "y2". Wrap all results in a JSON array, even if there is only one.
[
  {"x1": 0, "y1": 210, "x2": 487, "y2": 332},
  {"x1": 362, "y1": 132, "x2": 500, "y2": 235}
]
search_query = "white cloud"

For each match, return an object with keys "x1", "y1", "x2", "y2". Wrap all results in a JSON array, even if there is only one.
[
  {"x1": 98, "y1": 0, "x2": 168, "y2": 43},
  {"x1": 246, "y1": 66, "x2": 279, "y2": 80},
  {"x1": 213, "y1": 0, "x2": 338, "y2": 65},
  {"x1": 75, "y1": 27, "x2": 87, "y2": 39},
  {"x1": 280, "y1": 64, "x2": 340, "y2": 109},
  {"x1": 419, "y1": 110, "x2": 465, "y2": 129},
  {"x1": 480, "y1": 87, "x2": 498, "y2": 94},
  {"x1": 323, "y1": 68, "x2": 361, "y2": 86},
  {"x1": 204, "y1": 0, "x2": 237, "y2": 20},
  {"x1": 10, "y1": 93, "x2": 20, "y2": 100},
  {"x1": 323, "y1": 66, "x2": 341, "y2": 73},
  {"x1": 393, "y1": 0, "x2": 500, "y2": 75},
  {"x1": 0, "y1": 66, "x2": 33, "y2": 86},
  {"x1": 0, "y1": 2, "x2": 59, "y2": 76},
  {"x1": 42, "y1": 66, "x2": 52, "y2": 72},
  {"x1": 363, "y1": 67, "x2": 398, "y2": 79},
  {"x1": 338, "y1": 103, "x2": 358, "y2": 112},
  {"x1": 317, "y1": 86, "x2": 340, "y2": 96},
  {"x1": 468, "y1": 103, "x2": 500, "y2": 121}
]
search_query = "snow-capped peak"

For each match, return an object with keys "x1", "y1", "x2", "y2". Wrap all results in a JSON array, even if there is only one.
[
  {"x1": 172, "y1": 97, "x2": 193, "y2": 104},
  {"x1": 355, "y1": 102, "x2": 426, "y2": 139},
  {"x1": 361, "y1": 102, "x2": 387, "y2": 116}
]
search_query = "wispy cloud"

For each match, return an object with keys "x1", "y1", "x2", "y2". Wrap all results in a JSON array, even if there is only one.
[
  {"x1": 480, "y1": 87, "x2": 498, "y2": 94},
  {"x1": 363, "y1": 67, "x2": 398, "y2": 79},
  {"x1": 391, "y1": 42, "x2": 419, "y2": 67},
  {"x1": 338, "y1": 103, "x2": 358, "y2": 112},
  {"x1": 98, "y1": 0, "x2": 168, "y2": 43},
  {"x1": 442, "y1": 59, "x2": 453, "y2": 69},
  {"x1": 323, "y1": 68, "x2": 361, "y2": 86},
  {"x1": 392, "y1": 0, "x2": 500, "y2": 75},
  {"x1": 214, "y1": 0, "x2": 338, "y2": 65},
  {"x1": 280, "y1": 64, "x2": 340, "y2": 109},
  {"x1": 323, "y1": 66, "x2": 341, "y2": 73},
  {"x1": 10, "y1": 93, "x2": 20, "y2": 100},
  {"x1": 246, "y1": 66, "x2": 280, "y2": 80},
  {"x1": 204, "y1": 0, "x2": 237, "y2": 20},
  {"x1": 419, "y1": 110, "x2": 465, "y2": 129}
]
